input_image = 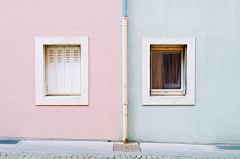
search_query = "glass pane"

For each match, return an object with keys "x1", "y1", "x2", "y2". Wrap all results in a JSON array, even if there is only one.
[{"x1": 151, "y1": 50, "x2": 181, "y2": 89}]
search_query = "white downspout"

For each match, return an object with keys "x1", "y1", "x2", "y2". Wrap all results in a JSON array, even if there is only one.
[{"x1": 122, "y1": 0, "x2": 128, "y2": 144}]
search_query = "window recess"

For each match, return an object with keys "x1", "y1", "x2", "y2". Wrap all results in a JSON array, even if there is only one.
[
  {"x1": 142, "y1": 36, "x2": 195, "y2": 105},
  {"x1": 150, "y1": 45, "x2": 187, "y2": 96},
  {"x1": 45, "y1": 45, "x2": 81, "y2": 96}
]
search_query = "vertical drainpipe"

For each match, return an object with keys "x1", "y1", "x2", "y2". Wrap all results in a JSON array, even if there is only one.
[{"x1": 122, "y1": 0, "x2": 128, "y2": 144}]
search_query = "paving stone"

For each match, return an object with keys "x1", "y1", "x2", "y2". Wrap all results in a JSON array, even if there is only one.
[
  {"x1": 31, "y1": 154, "x2": 40, "y2": 156},
  {"x1": 107, "y1": 155, "x2": 114, "y2": 159},
  {"x1": 67, "y1": 155, "x2": 73, "y2": 158},
  {"x1": 31, "y1": 156, "x2": 39, "y2": 158},
  {"x1": 1, "y1": 153, "x2": 239, "y2": 159},
  {"x1": 54, "y1": 155, "x2": 61, "y2": 157}
]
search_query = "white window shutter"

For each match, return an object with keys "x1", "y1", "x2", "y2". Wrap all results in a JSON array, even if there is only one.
[
  {"x1": 72, "y1": 47, "x2": 81, "y2": 95},
  {"x1": 46, "y1": 47, "x2": 57, "y2": 94},
  {"x1": 64, "y1": 47, "x2": 81, "y2": 95},
  {"x1": 46, "y1": 46, "x2": 80, "y2": 96},
  {"x1": 64, "y1": 47, "x2": 73, "y2": 95},
  {"x1": 56, "y1": 47, "x2": 65, "y2": 94}
]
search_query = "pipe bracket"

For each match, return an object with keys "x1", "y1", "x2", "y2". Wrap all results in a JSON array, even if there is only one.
[
  {"x1": 122, "y1": 101, "x2": 128, "y2": 104},
  {"x1": 122, "y1": 114, "x2": 129, "y2": 116}
]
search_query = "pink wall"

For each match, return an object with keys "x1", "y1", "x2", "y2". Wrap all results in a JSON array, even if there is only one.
[{"x1": 0, "y1": 0, "x2": 119, "y2": 139}]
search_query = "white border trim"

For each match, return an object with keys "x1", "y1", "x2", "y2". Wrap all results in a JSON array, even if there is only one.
[
  {"x1": 35, "y1": 37, "x2": 88, "y2": 105},
  {"x1": 142, "y1": 37, "x2": 195, "y2": 105}
]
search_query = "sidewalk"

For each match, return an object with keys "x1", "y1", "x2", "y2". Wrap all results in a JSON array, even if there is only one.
[{"x1": 1, "y1": 140, "x2": 240, "y2": 158}]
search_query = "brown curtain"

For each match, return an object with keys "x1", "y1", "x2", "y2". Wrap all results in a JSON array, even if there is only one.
[{"x1": 151, "y1": 50, "x2": 181, "y2": 89}]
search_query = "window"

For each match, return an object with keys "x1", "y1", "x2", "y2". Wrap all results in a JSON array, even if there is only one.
[
  {"x1": 35, "y1": 37, "x2": 88, "y2": 105},
  {"x1": 142, "y1": 37, "x2": 195, "y2": 105},
  {"x1": 45, "y1": 45, "x2": 81, "y2": 96},
  {"x1": 150, "y1": 45, "x2": 186, "y2": 96}
]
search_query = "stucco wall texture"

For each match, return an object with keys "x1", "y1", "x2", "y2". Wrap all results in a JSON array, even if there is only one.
[
  {"x1": 0, "y1": 0, "x2": 119, "y2": 139},
  {"x1": 119, "y1": 0, "x2": 240, "y2": 143}
]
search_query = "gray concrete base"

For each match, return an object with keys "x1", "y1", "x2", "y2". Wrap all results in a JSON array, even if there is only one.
[{"x1": 0, "y1": 140, "x2": 240, "y2": 158}]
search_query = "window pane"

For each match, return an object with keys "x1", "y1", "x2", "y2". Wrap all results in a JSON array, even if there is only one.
[{"x1": 151, "y1": 50, "x2": 181, "y2": 89}]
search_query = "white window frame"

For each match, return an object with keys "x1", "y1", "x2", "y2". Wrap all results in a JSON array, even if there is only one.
[
  {"x1": 35, "y1": 37, "x2": 88, "y2": 105},
  {"x1": 142, "y1": 37, "x2": 195, "y2": 105}
]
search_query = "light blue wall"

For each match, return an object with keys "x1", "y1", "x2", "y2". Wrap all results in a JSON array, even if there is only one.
[{"x1": 120, "y1": 0, "x2": 240, "y2": 143}]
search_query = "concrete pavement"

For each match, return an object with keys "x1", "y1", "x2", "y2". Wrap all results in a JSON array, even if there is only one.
[{"x1": 0, "y1": 140, "x2": 240, "y2": 158}]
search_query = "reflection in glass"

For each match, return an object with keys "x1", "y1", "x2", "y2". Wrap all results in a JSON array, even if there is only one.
[{"x1": 151, "y1": 50, "x2": 181, "y2": 89}]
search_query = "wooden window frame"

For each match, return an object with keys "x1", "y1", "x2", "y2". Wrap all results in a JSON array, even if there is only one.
[{"x1": 150, "y1": 45, "x2": 186, "y2": 96}]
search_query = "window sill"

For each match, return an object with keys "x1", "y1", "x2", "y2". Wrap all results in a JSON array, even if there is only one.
[
  {"x1": 142, "y1": 94, "x2": 194, "y2": 105},
  {"x1": 37, "y1": 96, "x2": 87, "y2": 106}
]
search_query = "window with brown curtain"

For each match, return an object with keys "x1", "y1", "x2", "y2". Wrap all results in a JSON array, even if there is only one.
[{"x1": 151, "y1": 46, "x2": 185, "y2": 95}]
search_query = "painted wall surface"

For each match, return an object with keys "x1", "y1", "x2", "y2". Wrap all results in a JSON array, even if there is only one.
[
  {"x1": 0, "y1": 0, "x2": 119, "y2": 140},
  {"x1": 120, "y1": 0, "x2": 240, "y2": 143}
]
